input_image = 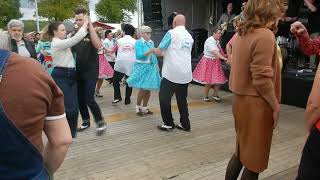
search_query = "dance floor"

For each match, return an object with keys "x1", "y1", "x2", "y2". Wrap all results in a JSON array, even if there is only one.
[{"x1": 54, "y1": 84, "x2": 304, "y2": 180}]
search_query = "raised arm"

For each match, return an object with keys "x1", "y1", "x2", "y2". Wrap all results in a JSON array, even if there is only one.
[
  {"x1": 297, "y1": 31, "x2": 320, "y2": 56},
  {"x1": 88, "y1": 20, "x2": 102, "y2": 49},
  {"x1": 51, "y1": 26, "x2": 88, "y2": 50},
  {"x1": 291, "y1": 21, "x2": 320, "y2": 55},
  {"x1": 304, "y1": 0, "x2": 317, "y2": 12}
]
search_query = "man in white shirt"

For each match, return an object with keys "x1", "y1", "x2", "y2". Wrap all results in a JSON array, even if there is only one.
[
  {"x1": 112, "y1": 24, "x2": 136, "y2": 105},
  {"x1": 154, "y1": 14, "x2": 194, "y2": 132}
]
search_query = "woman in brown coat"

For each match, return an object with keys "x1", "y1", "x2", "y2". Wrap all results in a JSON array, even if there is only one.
[{"x1": 225, "y1": 0, "x2": 286, "y2": 179}]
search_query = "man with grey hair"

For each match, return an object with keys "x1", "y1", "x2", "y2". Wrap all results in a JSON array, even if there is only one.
[
  {"x1": 7, "y1": 19, "x2": 37, "y2": 59},
  {"x1": 0, "y1": 32, "x2": 72, "y2": 178}
]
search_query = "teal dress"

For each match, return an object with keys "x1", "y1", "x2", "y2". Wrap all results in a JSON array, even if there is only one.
[{"x1": 127, "y1": 39, "x2": 161, "y2": 90}]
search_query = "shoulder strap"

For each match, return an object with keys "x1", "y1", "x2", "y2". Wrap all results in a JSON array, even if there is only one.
[{"x1": 0, "y1": 49, "x2": 11, "y2": 83}]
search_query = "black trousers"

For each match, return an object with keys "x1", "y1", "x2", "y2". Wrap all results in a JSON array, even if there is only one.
[
  {"x1": 108, "y1": 62, "x2": 115, "y2": 83},
  {"x1": 296, "y1": 127, "x2": 320, "y2": 180},
  {"x1": 159, "y1": 78, "x2": 190, "y2": 129},
  {"x1": 78, "y1": 79, "x2": 104, "y2": 125},
  {"x1": 113, "y1": 70, "x2": 132, "y2": 101}
]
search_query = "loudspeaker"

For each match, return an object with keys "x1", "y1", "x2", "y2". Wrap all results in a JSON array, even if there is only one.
[
  {"x1": 142, "y1": 0, "x2": 163, "y2": 29},
  {"x1": 191, "y1": 29, "x2": 208, "y2": 59}
]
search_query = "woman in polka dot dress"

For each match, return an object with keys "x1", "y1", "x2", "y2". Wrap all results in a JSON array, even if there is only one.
[
  {"x1": 192, "y1": 27, "x2": 228, "y2": 102},
  {"x1": 96, "y1": 28, "x2": 114, "y2": 97},
  {"x1": 126, "y1": 26, "x2": 161, "y2": 115}
]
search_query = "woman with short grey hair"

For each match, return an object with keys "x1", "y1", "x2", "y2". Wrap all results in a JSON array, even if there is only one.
[{"x1": 126, "y1": 25, "x2": 161, "y2": 116}]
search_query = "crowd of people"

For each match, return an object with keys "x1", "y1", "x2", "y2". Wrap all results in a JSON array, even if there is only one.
[{"x1": 1, "y1": 0, "x2": 320, "y2": 179}]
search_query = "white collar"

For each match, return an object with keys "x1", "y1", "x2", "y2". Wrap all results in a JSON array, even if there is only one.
[
  {"x1": 173, "y1": 26, "x2": 186, "y2": 30},
  {"x1": 141, "y1": 38, "x2": 152, "y2": 44}
]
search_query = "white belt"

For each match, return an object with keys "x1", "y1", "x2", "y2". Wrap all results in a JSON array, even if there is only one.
[{"x1": 136, "y1": 59, "x2": 151, "y2": 64}]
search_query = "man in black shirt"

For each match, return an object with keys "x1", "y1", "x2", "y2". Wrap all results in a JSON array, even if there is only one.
[
  {"x1": 72, "y1": 7, "x2": 107, "y2": 135},
  {"x1": 305, "y1": 0, "x2": 320, "y2": 68}
]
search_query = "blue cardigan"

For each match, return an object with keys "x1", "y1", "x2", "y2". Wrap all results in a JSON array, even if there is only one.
[{"x1": 135, "y1": 39, "x2": 158, "y2": 64}]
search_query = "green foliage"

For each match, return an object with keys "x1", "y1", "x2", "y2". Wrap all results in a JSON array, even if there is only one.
[
  {"x1": 95, "y1": 0, "x2": 136, "y2": 23},
  {"x1": 38, "y1": 0, "x2": 88, "y2": 21},
  {"x1": 0, "y1": 0, "x2": 22, "y2": 28},
  {"x1": 22, "y1": 20, "x2": 48, "y2": 32}
]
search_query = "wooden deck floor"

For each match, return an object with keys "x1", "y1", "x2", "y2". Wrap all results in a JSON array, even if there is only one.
[{"x1": 54, "y1": 84, "x2": 305, "y2": 180}]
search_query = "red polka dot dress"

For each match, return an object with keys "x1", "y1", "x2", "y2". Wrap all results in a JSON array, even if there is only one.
[{"x1": 193, "y1": 36, "x2": 227, "y2": 85}]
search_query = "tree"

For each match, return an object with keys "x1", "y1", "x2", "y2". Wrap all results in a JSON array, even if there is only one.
[
  {"x1": 95, "y1": 0, "x2": 136, "y2": 23},
  {"x1": 23, "y1": 20, "x2": 47, "y2": 32},
  {"x1": 0, "y1": 0, "x2": 22, "y2": 28},
  {"x1": 38, "y1": 0, "x2": 88, "y2": 21}
]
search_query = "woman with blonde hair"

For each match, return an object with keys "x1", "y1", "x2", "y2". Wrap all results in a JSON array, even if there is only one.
[
  {"x1": 225, "y1": 0, "x2": 286, "y2": 179},
  {"x1": 226, "y1": 15, "x2": 241, "y2": 64},
  {"x1": 126, "y1": 26, "x2": 161, "y2": 115}
]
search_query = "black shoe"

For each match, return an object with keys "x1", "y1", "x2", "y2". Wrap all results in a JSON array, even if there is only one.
[
  {"x1": 143, "y1": 109, "x2": 154, "y2": 115},
  {"x1": 175, "y1": 124, "x2": 190, "y2": 132},
  {"x1": 96, "y1": 122, "x2": 107, "y2": 136},
  {"x1": 157, "y1": 124, "x2": 175, "y2": 131},
  {"x1": 125, "y1": 99, "x2": 131, "y2": 105},
  {"x1": 136, "y1": 111, "x2": 144, "y2": 116},
  {"x1": 77, "y1": 123, "x2": 90, "y2": 132},
  {"x1": 112, "y1": 99, "x2": 122, "y2": 104},
  {"x1": 95, "y1": 92, "x2": 103, "y2": 98}
]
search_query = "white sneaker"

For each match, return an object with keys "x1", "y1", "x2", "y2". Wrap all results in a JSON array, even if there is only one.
[
  {"x1": 203, "y1": 97, "x2": 210, "y2": 102},
  {"x1": 212, "y1": 96, "x2": 222, "y2": 102}
]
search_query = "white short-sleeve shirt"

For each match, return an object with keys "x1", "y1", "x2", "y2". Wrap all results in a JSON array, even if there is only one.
[
  {"x1": 203, "y1": 36, "x2": 220, "y2": 59},
  {"x1": 103, "y1": 38, "x2": 116, "y2": 62},
  {"x1": 114, "y1": 35, "x2": 136, "y2": 76}
]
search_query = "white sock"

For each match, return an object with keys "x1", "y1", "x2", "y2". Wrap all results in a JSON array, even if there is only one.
[
  {"x1": 136, "y1": 105, "x2": 141, "y2": 113},
  {"x1": 141, "y1": 106, "x2": 148, "y2": 113}
]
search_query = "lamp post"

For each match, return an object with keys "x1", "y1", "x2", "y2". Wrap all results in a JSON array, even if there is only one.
[
  {"x1": 137, "y1": 0, "x2": 140, "y2": 27},
  {"x1": 35, "y1": 0, "x2": 40, "y2": 32}
]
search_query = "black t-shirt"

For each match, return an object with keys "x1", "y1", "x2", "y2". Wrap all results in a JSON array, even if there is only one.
[
  {"x1": 72, "y1": 33, "x2": 98, "y2": 80},
  {"x1": 308, "y1": 0, "x2": 320, "y2": 33}
]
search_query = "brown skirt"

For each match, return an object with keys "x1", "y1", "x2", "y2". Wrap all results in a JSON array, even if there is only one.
[{"x1": 232, "y1": 94, "x2": 274, "y2": 173}]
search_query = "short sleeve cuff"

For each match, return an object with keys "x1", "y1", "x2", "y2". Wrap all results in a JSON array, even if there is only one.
[{"x1": 45, "y1": 113, "x2": 66, "y2": 121}]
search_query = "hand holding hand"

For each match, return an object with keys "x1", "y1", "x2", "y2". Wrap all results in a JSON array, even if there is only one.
[
  {"x1": 153, "y1": 48, "x2": 162, "y2": 55},
  {"x1": 83, "y1": 15, "x2": 89, "y2": 29}
]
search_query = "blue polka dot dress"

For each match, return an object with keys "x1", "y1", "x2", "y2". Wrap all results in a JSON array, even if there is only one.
[{"x1": 127, "y1": 39, "x2": 161, "y2": 90}]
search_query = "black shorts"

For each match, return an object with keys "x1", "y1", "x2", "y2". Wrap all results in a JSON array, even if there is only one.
[{"x1": 296, "y1": 127, "x2": 320, "y2": 180}]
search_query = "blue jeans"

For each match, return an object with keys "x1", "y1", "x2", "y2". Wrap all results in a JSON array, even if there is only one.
[
  {"x1": 77, "y1": 79, "x2": 104, "y2": 125},
  {"x1": 52, "y1": 67, "x2": 78, "y2": 138}
]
